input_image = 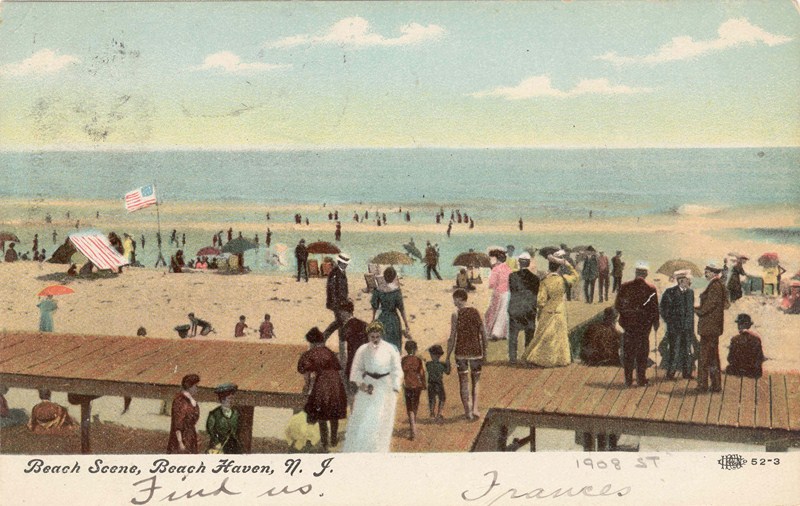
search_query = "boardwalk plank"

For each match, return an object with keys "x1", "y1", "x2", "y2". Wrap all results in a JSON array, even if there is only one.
[
  {"x1": 786, "y1": 374, "x2": 800, "y2": 431},
  {"x1": 506, "y1": 368, "x2": 554, "y2": 411},
  {"x1": 531, "y1": 366, "x2": 576, "y2": 412},
  {"x1": 664, "y1": 378, "x2": 693, "y2": 422},
  {"x1": 691, "y1": 389, "x2": 712, "y2": 424},
  {"x1": 0, "y1": 334, "x2": 63, "y2": 367},
  {"x1": 0, "y1": 338, "x2": 86, "y2": 372},
  {"x1": 738, "y1": 377, "x2": 757, "y2": 428},
  {"x1": 608, "y1": 380, "x2": 646, "y2": 418},
  {"x1": 543, "y1": 365, "x2": 592, "y2": 413},
  {"x1": 571, "y1": 367, "x2": 619, "y2": 416},
  {"x1": 22, "y1": 336, "x2": 112, "y2": 375},
  {"x1": 591, "y1": 369, "x2": 625, "y2": 417},
  {"x1": 770, "y1": 373, "x2": 789, "y2": 430},
  {"x1": 718, "y1": 374, "x2": 742, "y2": 427},
  {"x1": 754, "y1": 377, "x2": 771, "y2": 428},
  {"x1": 706, "y1": 374, "x2": 727, "y2": 424},
  {"x1": 635, "y1": 378, "x2": 668, "y2": 420},
  {"x1": 645, "y1": 377, "x2": 678, "y2": 421},
  {"x1": 98, "y1": 340, "x2": 185, "y2": 382},
  {"x1": 555, "y1": 366, "x2": 604, "y2": 414},
  {"x1": 71, "y1": 338, "x2": 159, "y2": 378}
]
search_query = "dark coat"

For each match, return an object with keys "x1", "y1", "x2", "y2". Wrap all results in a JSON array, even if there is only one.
[
  {"x1": 167, "y1": 393, "x2": 199, "y2": 454},
  {"x1": 726, "y1": 330, "x2": 764, "y2": 378},
  {"x1": 508, "y1": 269, "x2": 539, "y2": 323},
  {"x1": 295, "y1": 243, "x2": 308, "y2": 262},
  {"x1": 660, "y1": 285, "x2": 695, "y2": 334},
  {"x1": 326, "y1": 265, "x2": 348, "y2": 311},
  {"x1": 582, "y1": 255, "x2": 599, "y2": 280},
  {"x1": 615, "y1": 277, "x2": 659, "y2": 333},
  {"x1": 611, "y1": 255, "x2": 625, "y2": 276},
  {"x1": 696, "y1": 277, "x2": 727, "y2": 337}
]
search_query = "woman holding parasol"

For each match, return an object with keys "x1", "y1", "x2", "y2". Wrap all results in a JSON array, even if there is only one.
[{"x1": 727, "y1": 254, "x2": 749, "y2": 303}]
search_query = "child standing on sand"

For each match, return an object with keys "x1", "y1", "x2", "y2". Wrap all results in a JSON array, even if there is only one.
[
  {"x1": 426, "y1": 344, "x2": 449, "y2": 421},
  {"x1": 401, "y1": 340, "x2": 425, "y2": 440}
]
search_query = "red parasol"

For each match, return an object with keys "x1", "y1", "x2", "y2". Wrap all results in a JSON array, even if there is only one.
[
  {"x1": 37, "y1": 285, "x2": 75, "y2": 297},
  {"x1": 196, "y1": 246, "x2": 221, "y2": 257},
  {"x1": 306, "y1": 241, "x2": 340, "y2": 255},
  {"x1": 758, "y1": 252, "x2": 779, "y2": 268}
]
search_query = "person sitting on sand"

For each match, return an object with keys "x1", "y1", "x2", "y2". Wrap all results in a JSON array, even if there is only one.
[
  {"x1": 4, "y1": 242, "x2": 18, "y2": 263},
  {"x1": 725, "y1": 314, "x2": 765, "y2": 379},
  {"x1": 28, "y1": 389, "x2": 77, "y2": 435},
  {"x1": 188, "y1": 313, "x2": 214, "y2": 336},
  {"x1": 455, "y1": 268, "x2": 475, "y2": 291},
  {"x1": 234, "y1": 315, "x2": 248, "y2": 337},
  {"x1": 66, "y1": 263, "x2": 77, "y2": 276},
  {"x1": 259, "y1": 314, "x2": 276, "y2": 339}
]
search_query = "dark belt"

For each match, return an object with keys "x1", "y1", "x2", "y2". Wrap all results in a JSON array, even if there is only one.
[{"x1": 363, "y1": 371, "x2": 389, "y2": 380}]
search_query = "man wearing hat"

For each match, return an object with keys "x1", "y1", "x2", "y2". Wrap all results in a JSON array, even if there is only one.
[
  {"x1": 581, "y1": 246, "x2": 599, "y2": 304},
  {"x1": 507, "y1": 251, "x2": 539, "y2": 362},
  {"x1": 611, "y1": 250, "x2": 625, "y2": 293},
  {"x1": 424, "y1": 241, "x2": 442, "y2": 280},
  {"x1": 597, "y1": 251, "x2": 610, "y2": 302},
  {"x1": 726, "y1": 314, "x2": 765, "y2": 379},
  {"x1": 614, "y1": 261, "x2": 660, "y2": 387},
  {"x1": 323, "y1": 253, "x2": 351, "y2": 339},
  {"x1": 295, "y1": 239, "x2": 309, "y2": 282},
  {"x1": 658, "y1": 270, "x2": 697, "y2": 380},
  {"x1": 695, "y1": 263, "x2": 729, "y2": 392}
]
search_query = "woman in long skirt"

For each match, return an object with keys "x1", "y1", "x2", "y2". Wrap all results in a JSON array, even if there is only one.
[{"x1": 484, "y1": 249, "x2": 511, "y2": 340}]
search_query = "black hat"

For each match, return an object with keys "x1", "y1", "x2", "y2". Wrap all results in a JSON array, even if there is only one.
[
  {"x1": 214, "y1": 383, "x2": 238, "y2": 395},
  {"x1": 735, "y1": 313, "x2": 753, "y2": 327},
  {"x1": 428, "y1": 344, "x2": 444, "y2": 356},
  {"x1": 305, "y1": 327, "x2": 325, "y2": 344}
]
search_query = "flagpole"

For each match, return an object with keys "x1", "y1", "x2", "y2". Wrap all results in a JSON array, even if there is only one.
[{"x1": 154, "y1": 183, "x2": 166, "y2": 268}]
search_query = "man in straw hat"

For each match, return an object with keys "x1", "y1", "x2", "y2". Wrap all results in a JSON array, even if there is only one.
[
  {"x1": 658, "y1": 269, "x2": 697, "y2": 380},
  {"x1": 507, "y1": 251, "x2": 539, "y2": 362},
  {"x1": 695, "y1": 262, "x2": 729, "y2": 392},
  {"x1": 323, "y1": 253, "x2": 351, "y2": 340},
  {"x1": 615, "y1": 261, "x2": 659, "y2": 387}
]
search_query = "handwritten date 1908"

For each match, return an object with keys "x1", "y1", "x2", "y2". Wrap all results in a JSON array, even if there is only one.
[{"x1": 576, "y1": 456, "x2": 660, "y2": 470}]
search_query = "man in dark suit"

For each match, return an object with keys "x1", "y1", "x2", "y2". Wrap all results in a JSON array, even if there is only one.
[
  {"x1": 611, "y1": 250, "x2": 625, "y2": 293},
  {"x1": 507, "y1": 252, "x2": 540, "y2": 362},
  {"x1": 294, "y1": 239, "x2": 309, "y2": 282},
  {"x1": 323, "y1": 253, "x2": 350, "y2": 340},
  {"x1": 615, "y1": 261, "x2": 659, "y2": 387},
  {"x1": 725, "y1": 313, "x2": 764, "y2": 379},
  {"x1": 695, "y1": 263, "x2": 728, "y2": 392},
  {"x1": 658, "y1": 269, "x2": 697, "y2": 380}
]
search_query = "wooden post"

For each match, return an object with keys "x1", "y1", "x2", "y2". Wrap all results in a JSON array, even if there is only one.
[
  {"x1": 67, "y1": 394, "x2": 99, "y2": 454},
  {"x1": 238, "y1": 405, "x2": 255, "y2": 453},
  {"x1": 529, "y1": 426, "x2": 536, "y2": 452},
  {"x1": 597, "y1": 433, "x2": 608, "y2": 451},
  {"x1": 498, "y1": 425, "x2": 508, "y2": 451},
  {"x1": 582, "y1": 432, "x2": 596, "y2": 451}
]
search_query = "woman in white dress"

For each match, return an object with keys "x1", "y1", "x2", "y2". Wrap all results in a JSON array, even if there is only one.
[{"x1": 342, "y1": 321, "x2": 403, "y2": 453}]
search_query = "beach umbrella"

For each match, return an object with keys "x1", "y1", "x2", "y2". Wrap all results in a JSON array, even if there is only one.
[
  {"x1": 306, "y1": 241, "x2": 340, "y2": 255},
  {"x1": 0, "y1": 232, "x2": 20, "y2": 242},
  {"x1": 402, "y1": 242, "x2": 423, "y2": 260},
  {"x1": 758, "y1": 252, "x2": 779, "y2": 268},
  {"x1": 221, "y1": 237, "x2": 257, "y2": 255},
  {"x1": 371, "y1": 251, "x2": 414, "y2": 265},
  {"x1": 196, "y1": 246, "x2": 221, "y2": 257},
  {"x1": 37, "y1": 285, "x2": 75, "y2": 297},
  {"x1": 656, "y1": 259, "x2": 703, "y2": 278},
  {"x1": 453, "y1": 251, "x2": 491, "y2": 268}
]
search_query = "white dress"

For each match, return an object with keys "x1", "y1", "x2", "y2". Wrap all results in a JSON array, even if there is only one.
[{"x1": 342, "y1": 339, "x2": 403, "y2": 453}]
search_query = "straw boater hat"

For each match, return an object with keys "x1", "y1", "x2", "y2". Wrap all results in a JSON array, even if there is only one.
[
  {"x1": 674, "y1": 269, "x2": 691, "y2": 280},
  {"x1": 337, "y1": 253, "x2": 350, "y2": 265},
  {"x1": 705, "y1": 262, "x2": 722, "y2": 273},
  {"x1": 635, "y1": 261, "x2": 649, "y2": 271},
  {"x1": 518, "y1": 252, "x2": 531, "y2": 261}
]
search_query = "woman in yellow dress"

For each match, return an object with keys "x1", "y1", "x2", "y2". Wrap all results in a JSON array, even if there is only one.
[{"x1": 524, "y1": 252, "x2": 578, "y2": 367}]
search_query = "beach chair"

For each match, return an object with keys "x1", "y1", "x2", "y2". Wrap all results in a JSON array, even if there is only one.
[
  {"x1": 321, "y1": 261, "x2": 334, "y2": 277},
  {"x1": 308, "y1": 259, "x2": 320, "y2": 277},
  {"x1": 363, "y1": 273, "x2": 378, "y2": 293}
]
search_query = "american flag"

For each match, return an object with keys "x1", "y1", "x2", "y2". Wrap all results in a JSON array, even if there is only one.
[
  {"x1": 124, "y1": 185, "x2": 157, "y2": 212},
  {"x1": 69, "y1": 231, "x2": 128, "y2": 271}
]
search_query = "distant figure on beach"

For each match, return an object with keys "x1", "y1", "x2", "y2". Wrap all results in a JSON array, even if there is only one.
[
  {"x1": 658, "y1": 270, "x2": 697, "y2": 380},
  {"x1": 469, "y1": 218, "x2": 474, "y2": 229},
  {"x1": 32, "y1": 233, "x2": 38, "y2": 253},
  {"x1": 371, "y1": 266, "x2": 411, "y2": 352},
  {"x1": 401, "y1": 340, "x2": 425, "y2": 440},
  {"x1": 695, "y1": 263, "x2": 728, "y2": 393},
  {"x1": 170, "y1": 229, "x2": 177, "y2": 245},
  {"x1": 761, "y1": 264, "x2": 781, "y2": 296},
  {"x1": 266, "y1": 228, "x2": 272, "y2": 247},
  {"x1": 597, "y1": 251, "x2": 610, "y2": 303},
  {"x1": 580, "y1": 307, "x2": 622, "y2": 366},
  {"x1": 507, "y1": 251, "x2": 539, "y2": 362},
  {"x1": 167, "y1": 374, "x2": 200, "y2": 454},
  {"x1": 726, "y1": 314, "x2": 764, "y2": 379},
  {"x1": 485, "y1": 249, "x2": 511, "y2": 341},
  {"x1": 295, "y1": 239, "x2": 309, "y2": 282},
  {"x1": 170, "y1": 254, "x2": 182, "y2": 273},
  {"x1": 188, "y1": 312, "x2": 214, "y2": 336},
  {"x1": 140, "y1": 234, "x2": 145, "y2": 249},
  {"x1": 4, "y1": 243, "x2": 18, "y2": 262},
  {"x1": 28, "y1": 389, "x2": 76, "y2": 435},
  {"x1": 298, "y1": 327, "x2": 348, "y2": 452},
  {"x1": 518, "y1": 218, "x2": 523, "y2": 231},
  {"x1": 405, "y1": 211, "x2": 411, "y2": 222},
  {"x1": 259, "y1": 314, "x2": 276, "y2": 339},
  {"x1": 37, "y1": 295, "x2": 58, "y2": 332},
  {"x1": 615, "y1": 261, "x2": 659, "y2": 387},
  {"x1": 426, "y1": 344, "x2": 449, "y2": 420},
  {"x1": 234, "y1": 315, "x2": 249, "y2": 337},
  {"x1": 582, "y1": 246, "x2": 599, "y2": 304},
  {"x1": 323, "y1": 254, "x2": 350, "y2": 340},
  {"x1": 206, "y1": 383, "x2": 241, "y2": 454},
  {"x1": 524, "y1": 251, "x2": 577, "y2": 368},
  {"x1": 227, "y1": 228, "x2": 233, "y2": 242},
  {"x1": 445, "y1": 289, "x2": 487, "y2": 421},
  {"x1": 342, "y1": 321, "x2": 403, "y2": 453},
  {"x1": 52, "y1": 230, "x2": 58, "y2": 244},
  {"x1": 67, "y1": 263, "x2": 77, "y2": 277},
  {"x1": 123, "y1": 233, "x2": 134, "y2": 265},
  {"x1": 446, "y1": 222, "x2": 452, "y2": 237},
  {"x1": 611, "y1": 250, "x2": 625, "y2": 293},
  {"x1": 424, "y1": 241, "x2": 442, "y2": 280},
  {"x1": 334, "y1": 222, "x2": 342, "y2": 242}
]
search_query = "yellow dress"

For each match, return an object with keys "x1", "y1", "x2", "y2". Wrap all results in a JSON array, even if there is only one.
[{"x1": 524, "y1": 263, "x2": 578, "y2": 367}]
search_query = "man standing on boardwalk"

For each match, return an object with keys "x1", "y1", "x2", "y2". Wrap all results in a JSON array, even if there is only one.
[
  {"x1": 507, "y1": 252, "x2": 539, "y2": 362},
  {"x1": 597, "y1": 251, "x2": 610, "y2": 302},
  {"x1": 323, "y1": 253, "x2": 350, "y2": 340},
  {"x1": 658, "y1": 269, "x2": 697, "y2": 380},
  {"x1": 295, "y1": 239, "x2": 309, "y2": 282},
  {"x1": 695, "y1": 263, "x2": 728, "y2": 392},
  {"x1": 615, "y1": 261, "x2": 659, "y2": 387},
  {"x1": 582, "y1": 246, "x2": 599, "y2": 304},
  {"x1": 612, "y1": 250, "x2": 625, "y2": 293}
]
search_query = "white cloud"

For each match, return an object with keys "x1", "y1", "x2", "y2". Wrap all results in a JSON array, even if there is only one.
[
  {"x1": 192, "y1": 51, "x2": 290, "y2": 73},
  {"x1": 470, "y1": 76, "x2": 652, "y2": 100},
  {"x1": 596, "y1": 18, "x2": 793, "y2": 66},
  {"x1": 269, "y1": 17, "x2": 444, "y2": 48},
  {"x1": 0, "y1": 49, "x2": 79, "y2": 77}
]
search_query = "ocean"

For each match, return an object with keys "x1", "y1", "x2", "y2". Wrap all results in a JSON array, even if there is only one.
[{"x1": 2, "y1": 147, "x2": 798, "y2": 277}]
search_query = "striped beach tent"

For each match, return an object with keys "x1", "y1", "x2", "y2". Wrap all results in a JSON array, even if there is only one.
[{"x1": 68, "y1": 230, "x2": 128, "y2": 271}]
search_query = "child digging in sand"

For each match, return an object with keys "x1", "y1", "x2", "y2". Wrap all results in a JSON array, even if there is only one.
[
  {"x1": 401, "y1": 340, "x2": 426, "y2": 440},
  {"x1": 426, "y1": 344, "x2": 449, "y2": 421}
]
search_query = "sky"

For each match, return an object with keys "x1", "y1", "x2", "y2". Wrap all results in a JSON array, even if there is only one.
[{"x1": 0, "y1": 1, "x2": 798, "y2": 149}]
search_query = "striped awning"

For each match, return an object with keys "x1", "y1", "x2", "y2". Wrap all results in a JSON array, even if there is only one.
[{"x1": 69, "y1": 231, "x2": 128, "y2": 271}]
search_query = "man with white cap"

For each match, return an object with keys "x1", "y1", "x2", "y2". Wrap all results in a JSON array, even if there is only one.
[
  {"x1": 694, "y1": 262, "x2": 729, "y2": 392},
  {"x1": 614, "y1": 261, "x2": 660, "y2": 387},
  {"x1": 507, "y1": 251, "x2": 539, "y2": 362},
  {"x1": 323, "y1": 253, "x2": 351, "y2": 340},
  {"x1": 658, "y1": 269, "x2": 697, "y2": 380}
]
